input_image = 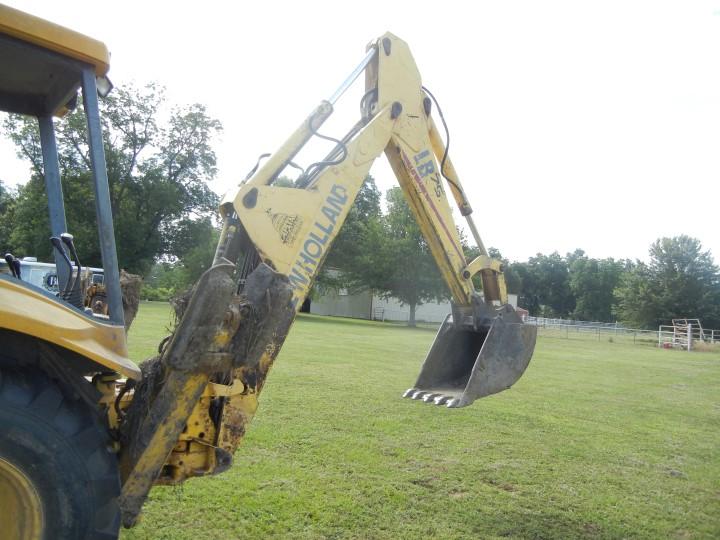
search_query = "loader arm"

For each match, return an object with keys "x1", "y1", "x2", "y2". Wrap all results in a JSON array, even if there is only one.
[{"x1": 117, "y1": 33, "x2": 536, "y2": 527}]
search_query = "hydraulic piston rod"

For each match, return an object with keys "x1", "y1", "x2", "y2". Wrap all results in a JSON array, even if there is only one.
[{"x1": 328, "y1": 47, "x2": 377, "y2": 105}]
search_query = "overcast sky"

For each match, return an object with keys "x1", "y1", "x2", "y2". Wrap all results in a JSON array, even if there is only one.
[{"x1": 2, "y1": 0, "x2": 719, "y2": 262}]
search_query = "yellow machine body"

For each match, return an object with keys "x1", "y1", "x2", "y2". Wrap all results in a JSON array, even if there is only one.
[
  {"x1": 0, "y1": 3, "x2": 111, "y2": 117},
  {"x1": 0, "y1": 8, "x2": 132, "y2": 537},
  {"x1": 0, "y1": 4, "x2": 109, "y2": 75},
  {"x1": 0, "y1": 277, "x2": 139, "y2": 379}
]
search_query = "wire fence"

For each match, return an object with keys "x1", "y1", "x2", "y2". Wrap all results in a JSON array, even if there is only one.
[
  {"x1": 527, "y1": 316, "x2": 623, "y2": 329},
  {"x1": 526, "y1": 317, "x2": 720, "y2": 349},
  {"x1": 532, "y1": 323, "x2": 659, "y2": 347}
]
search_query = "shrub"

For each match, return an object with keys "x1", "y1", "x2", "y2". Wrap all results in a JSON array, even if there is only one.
[{"x1": 141, "y1": 286, "x2": 174, "y2": 302}]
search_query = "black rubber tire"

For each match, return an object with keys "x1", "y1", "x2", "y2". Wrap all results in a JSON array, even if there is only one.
[{"x1": 0, "y1": 367, "x2": 121, "y2": 539}]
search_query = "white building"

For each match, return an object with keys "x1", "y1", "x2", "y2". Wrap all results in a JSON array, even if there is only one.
[{"x1": 308, "y1": 283, "x2": 517, "y2": 324}]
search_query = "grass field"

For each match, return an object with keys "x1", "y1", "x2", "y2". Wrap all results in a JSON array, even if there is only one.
[{"x1": 121, "y1": 302, "x2": 720, "y2": 539}]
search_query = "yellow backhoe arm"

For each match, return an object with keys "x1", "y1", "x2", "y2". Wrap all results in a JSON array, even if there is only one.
[
  {"x1": 117, "y1": 33, "x2": 536, "y2": 527},
  {"x1": 225, "y1": 36, "x2": 495, "y2": 308}
]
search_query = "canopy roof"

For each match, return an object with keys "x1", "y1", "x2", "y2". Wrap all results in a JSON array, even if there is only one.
[{"x1": 0, "y1": 4, "x2": 110, "y2": 116}]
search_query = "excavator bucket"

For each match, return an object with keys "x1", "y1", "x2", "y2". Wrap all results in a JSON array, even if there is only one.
[{"x1": 403, "y1": 306, "x2": 537, "y2": 408}]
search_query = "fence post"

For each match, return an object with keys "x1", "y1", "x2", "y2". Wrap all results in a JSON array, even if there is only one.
[{"x1": 687, "y1": 323, "x2": 693, "y2": 351}]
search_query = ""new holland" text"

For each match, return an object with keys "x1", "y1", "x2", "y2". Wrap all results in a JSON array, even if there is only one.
[{"x1": 289, "y1": 184, "x2": 349, "y2": 308}]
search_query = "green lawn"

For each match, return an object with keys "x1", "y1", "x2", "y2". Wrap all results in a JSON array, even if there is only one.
[{"x1": 122, "y1": 302, "x2": 720, "y2": 540}]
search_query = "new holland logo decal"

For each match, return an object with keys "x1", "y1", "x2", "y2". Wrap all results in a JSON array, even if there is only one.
[{"x1": 267, "y1": 209, "x2": 303, "y2": 244}]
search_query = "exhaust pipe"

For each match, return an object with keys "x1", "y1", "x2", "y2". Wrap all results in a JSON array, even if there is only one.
[{"x1": 403, "y1": 299, "x2": 536, "y2": 408}]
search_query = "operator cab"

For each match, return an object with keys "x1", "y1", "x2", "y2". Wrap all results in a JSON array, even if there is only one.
[{"x1": 0, "y1": 4, "x2": 124, "y2": 325}]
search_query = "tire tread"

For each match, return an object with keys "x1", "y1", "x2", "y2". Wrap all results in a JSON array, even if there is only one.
[{"x1": 0, "y1": 367, "x2": 121, "y2": 540}]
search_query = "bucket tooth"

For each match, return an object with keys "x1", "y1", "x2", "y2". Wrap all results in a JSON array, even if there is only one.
[
  {"x1": 402, "y1": 388, "x2": 417, "y2": 399},
  {"x1": 404, "y1": 303, "x2": 537, "y2": 409},
  {"x1": 446, "y1": 398, "x2": 462, "y2": 408}
]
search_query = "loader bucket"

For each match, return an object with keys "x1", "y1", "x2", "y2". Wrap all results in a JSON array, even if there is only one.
[{"x1": 403, "y1": 311, "x2": 536, "y2": 408}]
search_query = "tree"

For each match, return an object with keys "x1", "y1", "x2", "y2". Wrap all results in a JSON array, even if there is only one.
[
  {"x1": 9, "y1": 172, "x2": 98, "y2": 263},
  {"x1": 320, "y1": 174, "x2": 381, "y2": 284},
  {"x1": 2, "y1": 82, "x2": 221, "y2": 274},
  {"x1": 513, "y1": 252, "x2": 574, "y2": 317},
  {"x1": 0, "y1": 180, "x2": 16, "y2": 253},
  {"x1": 512, "y1": 261, "x2": 539, "y2": 313},
  {"x1": 382, "y1": 187, "x2": 450, "y2": 325},
  {"x1": 167, "y1": 217, "x2": 219, "y2": 284},
  {"x1": 612, "y1": 262, "x2": 660, "y2": 329},
  {"x1": 614, "y1": 236, "x2": 720, "y2": 328},
  {"x1": 569, "y1": 253, "x2": 624, "y2": 322},
  {"x1": 335, "y1": 186, "x2": 448, "y2": 326}
]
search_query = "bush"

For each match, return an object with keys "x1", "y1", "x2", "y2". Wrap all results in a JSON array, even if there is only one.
[{"x1": 141, "y1": 285, "x2": 174, "y2": 302}]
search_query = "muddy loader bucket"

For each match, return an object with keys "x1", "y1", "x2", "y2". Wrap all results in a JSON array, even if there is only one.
[{"x1": 403, "y1": 306, "x2": 536, "y2": 408}]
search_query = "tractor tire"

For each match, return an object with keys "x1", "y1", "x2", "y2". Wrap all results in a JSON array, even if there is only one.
[{"x1": 0, "y1": 367, "x2": 121, "y2": 540}]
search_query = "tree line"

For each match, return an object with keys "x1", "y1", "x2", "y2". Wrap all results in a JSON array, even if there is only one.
[{"x1": 504, "y1": 239, "x2": 720, "y2": 329}]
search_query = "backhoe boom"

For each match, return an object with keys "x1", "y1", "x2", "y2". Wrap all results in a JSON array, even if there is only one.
[{"x1": 118, "y1": 32, "x2": 536, "y2": 527}]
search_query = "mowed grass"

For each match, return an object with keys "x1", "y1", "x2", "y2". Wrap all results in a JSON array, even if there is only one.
[{"x1": 122, "y1": 302, "x2": 720, "y2": 539}]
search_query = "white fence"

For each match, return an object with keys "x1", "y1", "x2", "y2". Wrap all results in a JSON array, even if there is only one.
[
  {"x1": 527, "y1": 317, "x2": 720, "y2": 349},
  {"x1": 658, "y1": 324, "x2": 720, "y2": 350},
  {"x1": 527, "y1": 316, "x2": 622, "y2": 329}
]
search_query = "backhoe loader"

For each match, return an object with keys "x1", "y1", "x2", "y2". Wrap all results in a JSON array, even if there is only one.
[{"x1": 0, "y1": 5, "x2": 536, "y2": 538}]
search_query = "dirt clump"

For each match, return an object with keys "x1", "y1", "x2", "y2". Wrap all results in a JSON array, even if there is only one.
[{"x1": 120, "y1": 270, "x2": 142, "y2": 330}]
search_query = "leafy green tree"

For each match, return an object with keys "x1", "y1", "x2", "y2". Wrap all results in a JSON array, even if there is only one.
[
  {"x1": 0, "y1": 180, "x2": 17, "y2": 253},
  {"x1": 337, "y1": 186, "x2": 448, "y2": 326},
  {"x1": 168, "y1": 217, "x2": 220, "y2": 284},
  {"x1": 2, "y1": 82, "x2": 221, "y2": 274},
  {"x1": 514, "y1": 252, "x2": 574, "y2": 317},
  {"x1": 613, "y1": 262, "x2": 659, "y2": 328},
  {"x1": 381, "y1": 187, "x2": 450, "y2": 325},
  {"x1": 569, "y1": 253, "x2": 624, "y2": 322},
  {"x1": 272, "y1": 176, "x2": 295, "y2": 188},
  {"x1": 315, "y1": 175, "x2": 381, "y2": 292},
  {"x1": 140, "y1": 219, "x2": 218, "y2": 300},
  {"x1": 9, "y1": 172, "x2": 98, "y2": 262},
  {"x1": 324, "y1": 175, "x2": 380, "y2": 272},
  {"x1": 512, "y1": 261, "x2": 539, "y2": 313},
  {"x1": 615, "y1": 236, "x2": 720, "y2": 328}
]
